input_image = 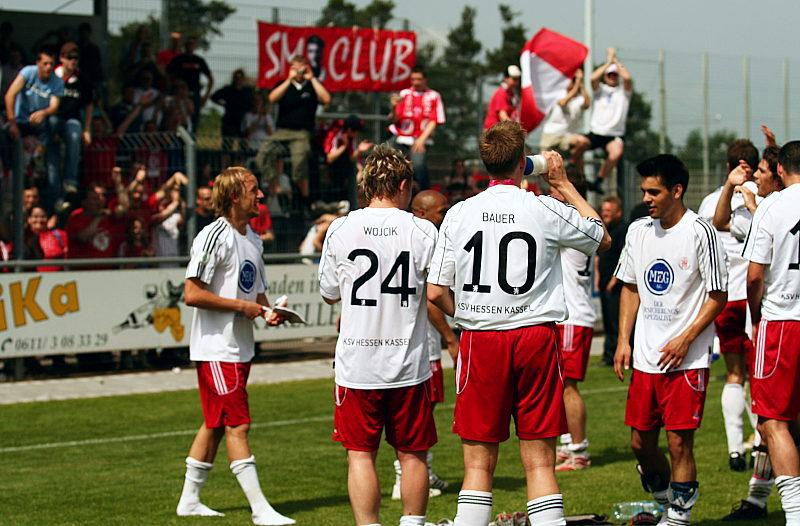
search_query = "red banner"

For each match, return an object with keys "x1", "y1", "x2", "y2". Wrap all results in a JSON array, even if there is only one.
[{"x1": 257, "y1": 22, "x2": 416, "y2": 92}]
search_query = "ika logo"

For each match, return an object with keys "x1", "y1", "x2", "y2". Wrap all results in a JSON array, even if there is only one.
[
  {"x1": 644, "y1": 259, "x2": 674, "y2": 295},
  {"x1": 238, "y1": 260, "x2": 257, "y2": 293}
]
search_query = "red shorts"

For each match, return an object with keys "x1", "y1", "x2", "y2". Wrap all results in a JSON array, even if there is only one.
[
  {"x1": 625, "y1": 368, "x2": 709, "y2": 431},
  {"x1": 750, "y1": 320, "x2": 800, "y2": 421},
  {"x1": 714, "y1": 300, "x2": 749, "y2": 354},
  {"x1": 453, "y1": 323, "x2": 566, "y2": 442},
  {"x1": 557, "y1": 324, "x2": 594, "y2": 381},
  {"x1": 428, "y1": 359, "x2": 445, "y2": 404},
  {"x1": 332, "y1": 382, "x2": 438, "y2": 452},
  {"x1": 196, "y1": 361, "x2": 252, "y2": 428}
]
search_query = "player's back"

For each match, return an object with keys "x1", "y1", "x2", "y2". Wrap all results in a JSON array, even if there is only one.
[
  {"x1": 319, "y1": 207, "x2": 438, "y2": 389},
  {"x1": 431, "y1": 184, "x2": 602, "y2": 331}
]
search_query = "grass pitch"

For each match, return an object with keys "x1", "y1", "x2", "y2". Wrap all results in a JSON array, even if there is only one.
[{"x1": 0, "y1": 358, "x2": 785, "y2": 525}]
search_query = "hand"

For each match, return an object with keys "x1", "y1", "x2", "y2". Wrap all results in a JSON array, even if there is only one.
[
  {"x1": 389, "y1": 93, "x2": 401, "y2": 107},
  {"x1": 605, "y1": 279, "x2": 618, "y2": 293},
  {"x1": 264, "y1": 308, "x2": 287, "y2": 326},
  {"x1": 574, "y1": 68, "x2": 584, "y2": 81},
  {"x1": 411, "y1": 138, "x2": 426, "y2": 154},
  {"x1": 357, "y1": 140, "x2": 373, "y2": 153},
  {"x1": 541, "y1": 150, "x2": 568, "y2": 188},
  {"x1": 29, "y1": 110, "x2": 46, "y2": 125},
  {"x1": 446, "y1": 339, "x2": 459, "y2": 362},
  {"x1": 82, "y1": 130, "x2": 91, "y2": 145},
  {"x1": 606, "y1": 47, "x2": 617, "y2": 63},
  {"x1": 288, "y1": 66, "x2": 299, "y2": 80},
  {"x1": 173, "y1": 171, "x2": 189, "y2": 186},
  {"x1": 8, "y1": 121, "x2": 19, "y2": 140},
  {"x1": 761, "y1": 124, "x2": 777, "y2": 147},
  {"x1": 726, "y1": 160, "x2": 750, "y2": 187},
  {"x1": 657, "y1": 332, "x2": 692, "y2": 371},
  {"x1": 111, "y1": 166, "x2": 123, "y2": 186},
  {"x1": 303, "y1": 67, "x2": 314, "y2": 81},
  {"x1": 239, "y1": 300, "x2": 264, "y2": 320},
  {"x1": 135, "y1": 166, "x2": 147, "y2": 183},
  {"x1": 613, "y1": 342, "x2": 632, "y2": 381},
  {"x1": 735, "y1": 184, "x2": 756, "y2": 211}
]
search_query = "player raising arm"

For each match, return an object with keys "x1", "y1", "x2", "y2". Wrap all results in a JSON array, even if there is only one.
[
  {"x1": 742, "y1": 141, "x2": 800, "y2": 526},
  {"x1": 427, "y1": 120, "x2": 609, "y2": 526},
  {"x1": 177, "y1": 167, "x2": 294, "y2": 526},
  {"x1": 614, "y1": 154, "x2": 728, "y2": 526},
  {"x1": 318, "y1": 144, "x2": 439, "y2": 526}
]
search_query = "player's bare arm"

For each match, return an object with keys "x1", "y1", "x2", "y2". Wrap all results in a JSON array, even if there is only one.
[
  {"x1": 427, "y1": 283, "x2": 455, "y2": 318},
  {"x1": 184, "y1": 277, "x2": 264, "y2": 320},
  {"x1": 413, "y1": 120, "x2": 437, "y2": 153},
  {"x1": 658, "y1": 290, "x2": 727, "y2": 371},
  {"x1": 427, "y1": 300, "x2": 458, "y2": 361},
  {"x1": 746, "y1": 262, "x2": 766, "y2": 335},
  {"x1": 542, "y1": 151, "x2": 612, "y2": 251},
  {"x1": 712, "y1": 161, "x2": 749, "y2": 231},
  {"x1": 614, "y1": 282, "x2": 639, "y2": 381}
]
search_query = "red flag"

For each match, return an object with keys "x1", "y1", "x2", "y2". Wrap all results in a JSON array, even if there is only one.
[{"x1": 519, "y1": 28, "x2": 588, "y2": 133}]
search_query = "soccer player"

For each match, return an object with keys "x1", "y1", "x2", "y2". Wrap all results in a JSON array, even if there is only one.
[
  {"x1": 428, "y1": 121, "x2": 610, "y2": 526},
  {"x1": 549, "y1": 167, "x2": 597, "y2": 472},
  {"x1": 698, "y1": 139, "x2": 759, "y2": 471},
  {"x1": 742, "y1": 140, "x2": 800, "y2": 526},
  {"x1": 614, "y1": 154, "x2": 728, "y2": 526},
  {"x1": 177, "y1": 167, "x2": 294, "y2": 526},
  {"x1": 318, "y1": 144, "x2": 439, "y2": 526}
]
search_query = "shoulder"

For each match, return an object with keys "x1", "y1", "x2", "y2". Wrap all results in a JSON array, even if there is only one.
[
  {"x1": 325, "y1": 214, "x2": 350, "y2": 241},
  {"x1": 426, "y1": 88, "x2": 443, "y2": 100},
  {"x1": 20, "y1": 65, "x2": 35, "y2": 78},
  {"x1": 195, "y1": 217, "x2": 231, "y2": 244},
  {"x1": 410, "y1": 214, "x2": 437, "y2": 241},
  {"x1": 398, "y1": 88, "x2": 413, "y2": 97},
  {"x1": 627, "y1": 216, "x2": 654, "y2": 235}
]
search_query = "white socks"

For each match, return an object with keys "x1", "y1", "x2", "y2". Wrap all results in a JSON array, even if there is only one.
[
  {"x1": 776, "y1": 476, "x2": 800, "y2": 525},
  {"x1": 721, "y1": 383, "x2": 746, "y2": 454},
  {"x1": 230, "y1": 455, "x2": 295, "y2": 525},
  {"x1": 527, "y1": 494, "x2": 566, "y2": 526},
  {"x1": 746, "y1": 446, "x2": 773, "y2": 508},
  {"x1": 398, "y1": 516, "x2": 425, "y2": 526},
  {"x1": 177, "y1": 457, "x2": 224, "y2": 517},
  {"x1": 454, "y1": 490, "x2": 493, "y2": 526},
  {"x1": 666, "y1": 482, "x2": 698, "y2": 526}
]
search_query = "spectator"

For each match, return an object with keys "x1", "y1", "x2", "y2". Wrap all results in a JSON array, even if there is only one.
[
  {"x1": 388, "y1": 66, "x2": 445, "y2": 190},
  {"x1": 22, "y1": 184, "x2": 57, "y2": 229},
  {"x1": 1, "y1": 48, "x2": 23, "y2": 99},
  {"x1": 572, "y1": 47, "x2": 633, "y2": 191},
  {"x1": 242, "y1": 91, "x2": 273, "y2": 152},
  {"x1": 0, "y1": 21, "x2": 26, "y2": 65},
  {"x1": 211, "y1": 68, "x2": 254, "y2": 149},
  {"x1": 539, "y1": 69, "x2": 590, "y2": 154},
  {"x1": 151, "y1": 185, "x2": 185, "y2": 260},
  {"x1": 133, "y1": 69, "x2": 162, "y2": 125},
  {"x1": 117, "y1": 217, "x2": 154, "y2": 260},
  {"x1": 132, "y1": 42, "x2": 163, "y2": 90},
  {"x1": 65, "y1": 177, "x2": 129, "y2": 262},
  {"x1": 164, "y1": 80, "x2": 194, "y2": 132},
  {"x1": 483, "y1": 65, "x2": 521, "y2": 129},
  {"x1": 257, "y1": 54, "x2": 331, "y2": 202},
  {"x1": 24, "y1": 205, "x2": 68, "y2": 271},
  {"x1": 156, "y1": 31, "x2": 181, "y2": 78},
  {"x1": 323, "y1": 115, "x2": 372, "y2": 209},
  {"x1": 82, "y1": 106, "x2": 142, "y2": 189},
  {"x1": 299, "y1": 212, "x2": 337, "y2": 256},
  {"x1": 594, "y1": 195, "x2": 627, "y2": 366},
  {"x1": 194, "y1": 185, "x2": 214, "y2": 232},
  {"x1": 166, "y1": 36, "x2": 213, "y2": 131},
  {"x1": 53, "y1": 41, "x2": 94, "y2": 200},
  {"x1": 76, "y1": 23, "x2": 103, "y2": 99},
  {"x1": 249, "y1": 202, "x2": 275, "y2": 246},
  {"x1": 122, "y1": 25, "x2": 149, "y2": 82},
  {"x1": 4, "y1": 46, "x2": 64, "y2": 210},
  {"x1": 109, "y1": 84, "x2": 143, "y2": 134}
]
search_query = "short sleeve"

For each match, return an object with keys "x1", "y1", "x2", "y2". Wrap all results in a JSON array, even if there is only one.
[
  {"x1": 538, "y1": 196, "x2": 603, "y2": 256},
  {"x1": 412, "y1": 217, "x2": 438, "y2": 273},
  {"x1": 742, "y1": 204, "x2": 774, "y2": 265},
  {"x1": 318, "y1": 218, "x2": 343, "y2": 301},
  {"x1": 427, "y1": 208, "x2": 457, "y2": 286},
  {"x1": 729, "y1": 206, "x2": 752, "y2": 243},
  {"x1": 693, "y1": 219, "x2": 728, "y2": 292},
  {"x1": 185, "y1": 224, "x2": 226, "y2": 284},
  {"x1": 51, "y1": 77, "x2": 65, "y2": 97},
  {"x1": 614, "y1": 228, "x2": 637, "y2": 284},
  {"x1": 433, "y1": 92, "x2": 446, "y2": 124}
]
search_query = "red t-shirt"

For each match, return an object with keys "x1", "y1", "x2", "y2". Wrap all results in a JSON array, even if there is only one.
[
  {"x1": 388, "y1": 87, "x2": 446, "y2": 145},
  {"x1": 37, "y1": 229, "x2": 68, "y2": 271},
  {"x1": 249, "y1": 203, "x2": 273, "y2": 235},
  {"x1": 65, "y1": 209, "x2": 126, "y2": 260},
  {"x1": 483, "y1": 83, "x2": 519, "y2": 130},
  {"x1": 82, "y1": 136, "x2": 120, "y2": 188}
]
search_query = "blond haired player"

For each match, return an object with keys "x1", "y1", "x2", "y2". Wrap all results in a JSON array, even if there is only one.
[
  {"x1": 428, "y1": 121, "x2": 610, "y2": 526},
  {"x1": 319, "y1": 144, "x2": 439, "y2": 526},
  {"x1": 177, "y1": 167, "x2": 294, "y2": 526},
  {"x1": 743, "y1": 140, "x2": 800, "y2": 526}
]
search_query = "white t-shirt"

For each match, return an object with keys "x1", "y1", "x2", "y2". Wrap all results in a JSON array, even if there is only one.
[
  {"x1": 559, "y1": 247, "x2": 596, "y2": 328},
  {"x1": 729, "y1": 181, "x2": 761, "y2": 242},
  {"x1": 427, "y1": 321, "x2": 442, "y2": 361},
  {"x1": 614, "y1": 211, "x2": 728, "y2": 373},
  {"x1": 697, "y1": 185, "x2": 755, "y2": 302},
  {"x1": 589, "y1": 83, "x2": 631, "y2": 137},
  {"x1": 427, "y1": 184, "x2": 604, "y2": 331},
  {"x1": 153, "y1": 211, "x2": 181, "y2": 257},
  {"x1": 742, "y1": 184, "x2": 800, "y2": 321},
  {"x1": 243, "y1": 111, "x2": 274, "y2": 150},
  {"x1": 185, "y1": 218, "x2": 267, "y2": 363},
  {"x1": 133, "y1": 87, "x2": 161, "y2": 124},
  {"x1": 542, "y1": 96, "x2": 585, "y2": 136},
  {"x1": 319, "y1": 207, "x2": 438, "y2": 389}
]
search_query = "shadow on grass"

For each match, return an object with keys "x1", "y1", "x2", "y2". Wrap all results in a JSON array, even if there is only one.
[
  {"x1": 272, "y1": 493, "x2": 352, "y2": 514},
  {"x1": 577, "y1": 446, "x2": 636, "y2": 468},
  {"x1": 693, "y1": 508, "x2": 784, "y2": 525}
]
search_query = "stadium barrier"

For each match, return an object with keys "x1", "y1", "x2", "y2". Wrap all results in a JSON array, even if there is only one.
[{"x1": 0, "y1": 255, "x2": 338, "y2": 359}]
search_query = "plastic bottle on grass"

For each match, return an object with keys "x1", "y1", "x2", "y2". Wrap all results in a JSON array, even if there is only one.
[{"x1": 611, "y1": 501, "x2": 663, "y2": 522}]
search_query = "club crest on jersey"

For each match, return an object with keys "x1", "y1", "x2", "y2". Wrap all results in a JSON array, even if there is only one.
[
  {"x1": 644, "y1": 259, "x2": 674, "y2": 296},
  {"x1": 679, "y1": 257, "x2": 689, "y2": 270},
  {"x1": 238, "y1": 260, "x2": 257, "y2": 293}
]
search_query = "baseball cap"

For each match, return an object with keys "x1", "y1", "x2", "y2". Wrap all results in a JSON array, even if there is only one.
[
  {"x1": 606, "y1": 63, "x2": 619, "y2": 74},
  {"x1": 507, "y1": 65, "x2": 522, "y2": 78}
]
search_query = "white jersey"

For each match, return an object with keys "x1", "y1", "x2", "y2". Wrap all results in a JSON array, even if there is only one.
[
  {"x1": 559, "y1": 247, "x2": 596, "y2": 328},
  {"x1": 542, "y1": 95, "x2": 585, "y2": 136},
  {"x1": 427, "y1": 184, "x2": 604, "y2": 331},
  {"x1": 185, "y1": 218, "x2": 267, "y2": 363},
  {"x1": 614, "y1": 211, "x2": 728, "y2": 374},
  {"x1": 427, "y1": 321, "x2": 442, "y2": 361},
  {"x1": 697, "y1": 185, "x2": 751, "y2": 301},
  {"x1": 742, "y1": 184, "x2": 800, "y2": 321},
  {"x1": 589, "y1": 83, "x2": 631, "y2": 137},
  {"x1": 319, "y1": 208, "x2": 437, "y2": 389}
]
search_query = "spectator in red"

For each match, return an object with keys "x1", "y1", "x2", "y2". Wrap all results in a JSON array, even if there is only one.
[
  {"x1": 81, "y1": 108, "x2": 142, "y2": 189},
  {"x1": 482, "y1": 65, "x2": 521, "y2": 129},
  {"x1": 156, "y1": 32, "x2": 181, "y2": 80},
  {"x1": 323, "y1": 114, "x2": 372, "y2": 209},
  {"x1": 65, "y1": 177, "x2": 129, "y2": 263},
  {"x1": 249, "y1": 202, "x2": 275, "y2": 246},
  {"x1": 24, "y1": 205, "x2": 68, "y2": 271}
]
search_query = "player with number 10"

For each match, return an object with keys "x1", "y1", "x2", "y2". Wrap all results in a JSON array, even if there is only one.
[{"x1": 427, "y1": 121, "x2": 610, "y2": 526}]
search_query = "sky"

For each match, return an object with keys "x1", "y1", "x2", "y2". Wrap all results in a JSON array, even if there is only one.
[{"x1": 6, "y1": 0, "x2": 800, "y2": 146}]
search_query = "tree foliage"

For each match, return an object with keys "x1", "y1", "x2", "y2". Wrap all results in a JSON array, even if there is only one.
[
  {"x1": 484, "y1": 4, "x2": 527, "y2": 76},
  {"x1": 317, "y1": 0, "x2": 395, "y2": 28},
  {"x1": 677, "y1": 128, "x2": 738, "y2": 170},
  {"x1": 622, "y1": 89, "x2": 672, "y2": 164}
]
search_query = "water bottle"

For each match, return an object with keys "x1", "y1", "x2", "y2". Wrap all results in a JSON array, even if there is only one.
[
  {"x1": 611, "y1": 500, "x2": 663, "y2": 522},
  {"x1": 523, "y1": 154, "x2": 548, "y2": 176}
]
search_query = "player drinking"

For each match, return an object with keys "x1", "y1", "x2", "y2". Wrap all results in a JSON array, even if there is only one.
[
  {"x1": 427, "y1": 120, "x2": 610, "y2": 526},
  {"x1": 614, "y1": 154, "x2": 728, "y2": 526},
  {"x1": 318, "y1": 144, "x2": 439, "y2": 526}
]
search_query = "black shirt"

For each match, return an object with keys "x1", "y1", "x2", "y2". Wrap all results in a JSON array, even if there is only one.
[
  {"x1": 57, "y1": 69, "x2": 94, "y2": 121},
  {"x1": 211, "y1": 85, "x2": 254, "y2": 131},
  {"x1": 274, "y1": 81, "x2": 319, "y2": 132},
  {"x1": 167, "y1": 53, "x2": 211, "y2": 93},
  {"x1": 598, "y1": 218, "x2": 628, "y2": 289}
]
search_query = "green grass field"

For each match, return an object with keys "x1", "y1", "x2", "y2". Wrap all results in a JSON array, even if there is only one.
[{"x1": 0, "y1": 358, "x2": 785, "y2": 525}]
